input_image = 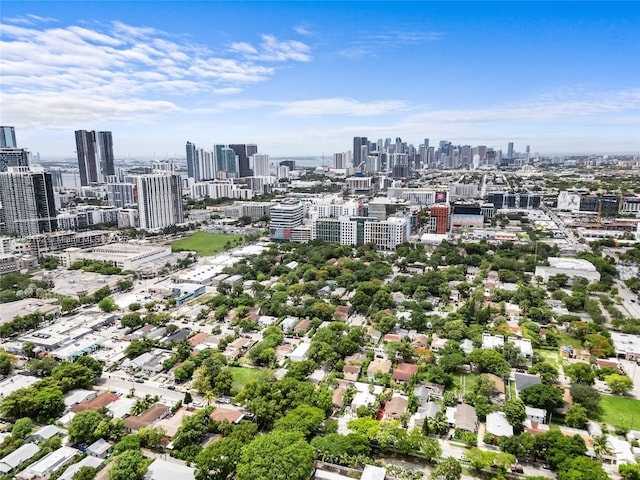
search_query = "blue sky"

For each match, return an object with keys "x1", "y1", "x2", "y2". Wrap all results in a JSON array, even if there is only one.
[{"x1": 1, "y1": 1, "x2": 639, "y2": 159}]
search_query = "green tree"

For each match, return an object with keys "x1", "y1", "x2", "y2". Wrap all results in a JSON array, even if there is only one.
[
  {"x1": 235, "y1": 430, "x2": 315, "y2": 480},
  {"x1": 109, "y1": 450, "x2": 151, "y2": 480},
  {"x1": 98, "y1": 297, "x2": 118, "y2": 313},
  {"x1": 569, "y1": 384, "x2": 601, "y2": 416},
  {"x1": 558, "y1": 456, "x2": 608, "y2": 480},
  {"x1": 564, "y1": 363, "x2": 596, "y2": 386},
  {"x1": 68, "y1": 410, "x2": 104, "y2": 445},
  {"x1": 529, "y1": 362, "x2": 559, "y2": 384},
  {"x1": 273, "y1": 405, "x2": 325, "y2": 438},
  {"x1": 431, "y1": 457, "x2": 462, "y2": 480},
  {"x1": 195, "y1": 422, "x2": 258, "y2": 480},
  {"x1": 0, "y1": 353, "x2": 12, "y2": 375},
  {"x1": 76, "y1": 356, "x2": 103, "y2": 378},
  {"x1": 11, "y1": 417, "x2": 33, "y2": 440},
  {"x1": 605, "y1": 374, "x2": 633, "y2": 395},
  {"x1": 113, "y1": 435, "x2": 141, "y2": 456},
  {"x1": 51, "y1": 361, "x2": 95, "y2": 391},
  {"x1": 60, "y1": 297, "x2": 80, "y2": 312},
  {"x1": 520, "y1": 384, "x2": 564, "y2": 412},
  {"x1": 620, "y1": 463, "x2": 640, "y2": 480},
  {"x1": 503, "y1": 399, "x2": 527, "y2": 428},
  {"x1": 72, "y1": 466, "x2": 97, "y2": 480},
  {"x1": 21, "y1": 342, "x2": 37, "y2": 359},
  {"x1": 565, "y1": 404, "x2": 588, "y2": 429},
  {"x1": 468, "y1": 349, "x2": 510, "y2": 378}
]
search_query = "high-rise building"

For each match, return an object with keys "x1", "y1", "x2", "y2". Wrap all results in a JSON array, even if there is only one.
[
  {"x1": 0, "y1": 148, "x2": 29, "y2": 172},
  {"x1": 106, "y1": 182, "x2": 137, "y2": 208},
  {"x1": 196, "y1": 148, "x2": 215, "y2": 181},
  {"x1": 333, "y1": 152, "x2": 347, "y2": 169},
  {"x1": 135, "y1": 173, "x2": 184, "y2": 230},
  {"x1": 252, "y1": 154, "x2": 270, "y2": 177},
  {"x1": 269, "y1": 199, "x2": 305, "y2": 242},
  {"x1": 75, "y1": 130, "x2": 114, "y2": 185},
  {"x1": 0, "y1": 126, "x2": 17, "y2": 148},
  {"x1": 214, "y1": 145, "x2": 239, "y2": 178},
  {"x1": 186, "y1": 141, "x2": 197, "y2": 179},
  {"x1": 352, "y1": 136, "x2": 368, "y2": 168},
  {"x1": 429, "y1": 204, "x2": 450, "y2": 234},
  {"x1": 229, "y1": 144, "x2": 256, "y2": 178},
  {"x1": 507, "y1": 142, "x2": 514, "y2": 160},
  {"x1": 0, "y1": 166, "x2": 57, "y2": 237}
]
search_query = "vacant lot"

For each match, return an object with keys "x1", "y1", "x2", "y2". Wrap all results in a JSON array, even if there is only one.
[
  {"x1": 228, "y1": 367, "x2": 274, "y2": 395},
  {"x1": 600, "y1": 395, "x2": 640, "y2": 430},
  {"x1": 171, "y1": 232, "x2": 243, "y2": 256}
]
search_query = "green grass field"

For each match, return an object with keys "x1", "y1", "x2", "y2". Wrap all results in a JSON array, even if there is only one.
[
  {"x1": 600, "y1": 395, "x2": 640, "y2": 430},
  {"x1": 535, "y1": 349, "x2": 561, "y2": 367},
  {"x1": 171, "y1": 232, "x2": 244, "y2": 256},
  {"x1": 558, "y1": 332, "x2": 583, "y2": 349},
  {"x1": 228, "y1": 366, "x2": 274, "y2": 395}
]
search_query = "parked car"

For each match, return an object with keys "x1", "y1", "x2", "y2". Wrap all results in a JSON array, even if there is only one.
[
  {"x1": 511, "y1": 465, "x2": 524, "y2": 474},
  {"x1": 459, "y1": 455, "x2": 469, "y2": 462},
  {"x1": 542, "y1": 464, "x2": 553, "y2": 470}
]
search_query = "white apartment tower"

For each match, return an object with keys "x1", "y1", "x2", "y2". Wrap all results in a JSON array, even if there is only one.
[
  {"x1": 135, "y1": 173, "x2": 184, "y2": 230},
  {"x1": 252, "y1": 154, "x2": 270, "y2": 177},
  {"x1": 269, "y1": 199, "x2": 305, "y2": 241}
]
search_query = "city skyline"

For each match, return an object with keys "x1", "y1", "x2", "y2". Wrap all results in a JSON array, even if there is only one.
[{"x1": 1, "y1": 1, "x2": 639, "y2": 159}]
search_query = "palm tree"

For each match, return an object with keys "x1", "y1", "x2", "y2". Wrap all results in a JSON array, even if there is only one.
[
  {"x1": 203, "y1": 390, "x2": 216, "y2": 406},
  {"x1": 593, "y1": 434, "x2": 612, "y2": 462}
]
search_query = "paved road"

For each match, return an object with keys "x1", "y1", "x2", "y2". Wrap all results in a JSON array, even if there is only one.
[{"x1": 98, "y1": 376, "x2": 203, "y2": 405}]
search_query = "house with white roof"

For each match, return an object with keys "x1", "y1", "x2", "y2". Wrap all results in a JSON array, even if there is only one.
[{"x1": 0, "y1": 444, "x2": 40, "y2": 475}]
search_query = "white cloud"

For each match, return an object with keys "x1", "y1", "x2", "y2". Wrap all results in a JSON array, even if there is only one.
[
  {"x1": 294, "y1": 24, "x2": 313, "y2": 36},
  {"x1": 406, "y1": 88, "x2": 640, "y2": 123},
  {"x1": 230, "y1": 34, "x2": 311, "y2": 62},
  {"x1": 274, "y1": 98, "x2": 409, "y2": 116},
  {"x1": 0, "y1": 19, "x2": 314, "y2": 127}
]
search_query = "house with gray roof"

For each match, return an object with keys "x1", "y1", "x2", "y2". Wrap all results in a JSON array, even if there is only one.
[
  {"x1": 0, "y1": 444, "x2": 40, "y2": 475},
  {"x1": 514, "y1": 373, "x2": 542, "y2": 397}
]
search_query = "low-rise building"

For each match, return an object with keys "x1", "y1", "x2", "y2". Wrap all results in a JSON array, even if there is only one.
[{"x1": 16, "y1": 446, "x2": 79, "y2": 480}]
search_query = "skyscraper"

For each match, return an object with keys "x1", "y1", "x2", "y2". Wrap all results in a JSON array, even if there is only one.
[
  {"x1": 214, "y1": 145, "x2": 239, "y2": 178},
  {"x1": 135, "y1": 173, "x2": 184, "y2": 230},
  {"x1": 507, "y1": 142, "x2": 514, "y2": 160},
  {"x1": 0, "y1": 148, "x2": 29, "y2": 172},
  {"x1": 186, "y1": 141, "x2": 197, "y2": 179},
  {"x1": 75, "y1": 130, "x2": 115, "y2": 185},
  {"x1": 252, "y1": 154, "x2": 270, "y2": 177},
  {"x1": 0, "y1": 126, "x2": 17, "y2": 148},
  {"x1": 0, "y1": 166, "x2": 57, "y2": 237},
  {"x1": 229, "y1": 144, "x2": 256, "y2": 178},
  {"x1": 352, "y1": 136, "x2": 368, "y2": 168}
]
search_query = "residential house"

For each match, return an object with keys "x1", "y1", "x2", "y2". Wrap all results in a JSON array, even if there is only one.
[
  {"x1": 525, "y1": 406, "x2": 547, "y2": 424},
  {"x1": 367, "y1": 359, "x2": 392, "y2": 380},
  {"x1": 430, "y1": 335, "x2": 448, "y2": 353},
  {"x1": 514, "y1": 373, "x2": 541, "y2": 398},
  {"x1": 412, "y1": 334, "x2": 429, "y2": 349},
  {"x1": 482, "y1": 333, "x2": 505, "y2": 350},
  {"x1": 481, "y1": 373, "x2": 506, "y2": 403},
  {"x1": 344, "y1": 353, "x2": 367, "y2": 365},
  {"x1": 384, "y1": 397, "x2": 408, "y2": 421},
  {"x1": 453, "y1": 404, "x2": 478, "y2": 432},
  {"x1": 343, "y1": 365, "x2": 361, "y2": 382},
  {"x1": 144, "y1": 458, "x2": 195, "y2": 480},
  {"x1": 413, "y1": 402, "x2": 441, "y2": 427},
  {"x1": 72, "y1": 392, "x2": 119, "y2": 413},
  {"x1": 210, "y1": 407, "x2": 244, "y2": 424},
  {"x1": 392, "y1": 363, "x2": 419, "y2": 383},
  {"x1": 414, "y1": 383, "x2": 445, "y2": 404},
  {"x1": 16, "y1": 446, "x2": 78, "y2": 480},
  {"x1": 155, "y1": 409, "x2": 193, "y2": 439},
  {"x1": 294, "y1": 319, "x2": 311, "y2": 334},
  {"x1": 0, "y1": 444, "x2": 40, "y2": 475},
  {"x1": 486, "y1": 411, "x2": 513, "y2": 438},
  {"x1": 86, "y1": 439, "x2": 112, "y2": 459},
  {"x1": 367, "y1": 327, "x2": 382, "y2": 345},
  {"x1": 27, "y1": 425, "x2": 63, "y2": 444},
  {"x1": 124, "y1": 403, "x2": 170, "y2": 433},
  {"x1": 57, "y1": 456, "x2": 103, "y2": 480},
  {"x1": 290, "y1": 343, "x2": 311, "y2": 363},
  {"x1": 332, "y1": 386, "x2": 346, "y2": 409}
]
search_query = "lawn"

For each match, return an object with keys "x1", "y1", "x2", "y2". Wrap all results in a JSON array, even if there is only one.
[
  {"x1": 228, "y1": 366, "x2": 274, "y2": 395},
  {"x1": 535, "y1": 348, "x2": 561, "y2": 367},
  {"x1": 600, "y1": 395, "x2": 640, "y2": 430},
  {"x1": 558, "y1": 332, "x2": 583, "y2": 349},
  {"x1": 455, "y1": 373, "x2": 479, "y2": 394},
  {"x1": 171, "y1": 232, "x2": 244, "y2": 256}
]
